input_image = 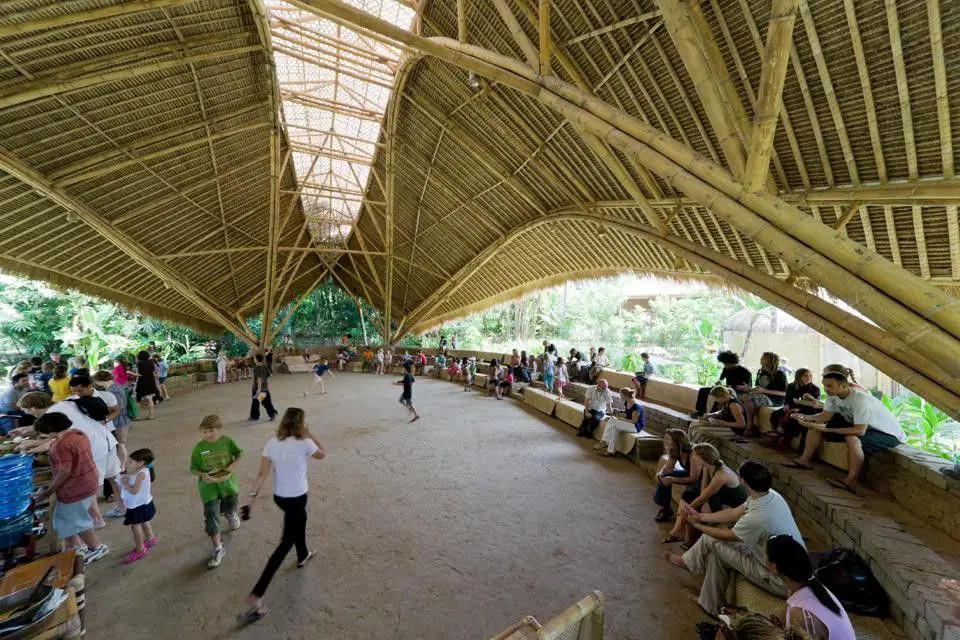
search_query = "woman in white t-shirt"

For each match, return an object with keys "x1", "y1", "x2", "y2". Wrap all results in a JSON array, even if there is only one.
[{"x1": 240, "y1": 408, "x2": 326, "y2": 624}]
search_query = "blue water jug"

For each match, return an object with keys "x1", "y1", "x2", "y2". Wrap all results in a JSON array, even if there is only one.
[{"x1": 0, "y1": 454, "x2": 33, "y2": 520}]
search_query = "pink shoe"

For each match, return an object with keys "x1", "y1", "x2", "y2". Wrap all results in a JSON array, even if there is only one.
[
  {"x1": 121, "y1": 548, "x2": 149, "y2": 564},
  {"x1": 144, "y1": 536, "x2": 158, "y2": 548}
]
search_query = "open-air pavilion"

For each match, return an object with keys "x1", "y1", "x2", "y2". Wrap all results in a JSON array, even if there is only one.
[{"x1": 2, "y1": 0, "x2": 960, "y2": 638}]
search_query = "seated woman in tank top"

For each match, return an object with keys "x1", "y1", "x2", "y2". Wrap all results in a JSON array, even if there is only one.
[
  {"x1": 766, "y1": 535, "x2": 856, "y2": 640},
  {"x1": 662, "y1": 443, "x2": 746, "y2": 546}
]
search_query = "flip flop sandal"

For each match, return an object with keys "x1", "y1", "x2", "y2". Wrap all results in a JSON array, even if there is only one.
[
  {"x1": 783, "y1": 460, "x2": 814, "y2": 470},
  {"x1": 238, "y1": 607, "x2": 268, "y2": 624},
  {"x1": 662, "y1": 534, "x2": 683, "y2": 544},
  {"x1": 827, "y1": 478, "x2": 858, "y2": 495}
]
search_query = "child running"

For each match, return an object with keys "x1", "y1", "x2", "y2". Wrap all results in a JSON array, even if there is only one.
[
  {"x1": 190, "y1": 415, "x2": 243, "y2": 569},
  {"x1": 120, "y1": 448, "x2": 157, "y2": 564},
  {"x1": 303, "y1": 358, "x2": 334, "y2": 396},
  {"x1": 395, "y1": 363, "x2": 420, "y2": 423}
]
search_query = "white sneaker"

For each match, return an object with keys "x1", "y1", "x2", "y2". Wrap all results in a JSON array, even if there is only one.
[
  {"x1": 207, "y1": 546, "x2": 226, "y2": 569},
  {"x1": 104, "y1": 506, "x2": 125, "y2": 518},
  {"x1": 227, "y1": 512, "x2": 241, "y2": 531},
  {"x1": 83, "y1": 544, "x2": 109, "y2": 565}
]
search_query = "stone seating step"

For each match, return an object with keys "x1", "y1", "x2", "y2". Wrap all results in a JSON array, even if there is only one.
[{"x1": 691, "y1": 429, "x2": 960, "y2": 640}]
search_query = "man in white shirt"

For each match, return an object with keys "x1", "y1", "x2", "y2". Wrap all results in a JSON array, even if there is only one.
[
  {"x1": 664, "y1": 460, "x2": 804, "y2": 614},
  {"x1": 588, "y1": 347, "x2": 610, "y2": 383},
  {"x1": 787, "y1": 372, "x2": 905, "y2": 492},
  {"x1": 577, "y1": 379, "x2": 613, "y2": 438}
]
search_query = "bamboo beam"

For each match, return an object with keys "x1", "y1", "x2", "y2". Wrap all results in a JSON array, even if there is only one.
[
  {"x1": 538, "y1": 0, "x2": 551, "y2": 75},
  {"x1": 742, "y1": 0, "x2": 798, "y2": 193},
  {"x1": 402, "y1": 210, "x2": 960, "y2": 413},
  {"x1": 563, "y1": 10, "x2": 662, "y2": 46},
  {"x1": 492, "y1": 0, "x2": 539, "y2": 71},
  {"x1": 842, "y1": 0, "x2": 885, "y2": 183},
  {"x1": 657, "y1": 0, "x2": 748, "y2": 180},
  {"x1": 729, "y1": 0, "x2": 808, "y2": 191},
  {"x1": 0, "y1": 42, "x2": 263, "y2": 112},
  {"x1": 884, "y1": 0, "x2": 916, "y2": 181},
  {"x1": 798, "y1": 0, "x2": 859, "y2": 185},
  {"x1": 259, "y1": 133, "x2": 283, "y2": 348},
  {"x1": 160, "y1": 247, "x2": 264, "y2": 259},
  {"x1": 295, "y1": 0, "x2": 960, "y2": 371},
  {"x1": 0, "y1": 0, "x2": 195, "y2": 38},
  {"x1": 927, "y1": 0, "x2": 953, "y2": 179},
  {"x1": 457, "y1": 0, "x2": 467, "y2": 42},
  {"x1": 833, "y1": 201, "x2": 862, "y2": 233},
  {"x1": 0, "y1": 149, "x2": 253, "y2": 342}
]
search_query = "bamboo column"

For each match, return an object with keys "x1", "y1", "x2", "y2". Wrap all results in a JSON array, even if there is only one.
[
  {"x1": 492, "y1": 0, "x2": 540, "y2": 71},
  {"x1": 383, "y1": 126, "x2": 395, "y2": 346},
  {"x1": 457, "y1": 0, "x2": 467, "y2": 43},
  {"x1": 539, "y1": 0, "x2": 551, "y2": 75},
  {"x1": 657, "y1": 0, "x2": 748, "y2": 180},
  {"x1": 260, "y1": 130, "x2": 281, "y2": 348},
  {"x1": 743, "y1": 0, "x2": 799, "y2": 193}
]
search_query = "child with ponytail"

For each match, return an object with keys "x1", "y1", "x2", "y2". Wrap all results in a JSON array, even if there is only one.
[
  {"x1": 765, "y1": 535, "x2": 855, "y2": 640},
  {"x1": 120, "y1": 448, "x2": 157, "y2": 564}
]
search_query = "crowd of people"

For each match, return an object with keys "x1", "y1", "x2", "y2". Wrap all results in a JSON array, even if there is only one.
[
  {"x1": 1, "y1": 344, "x2": 332, "y2": 625},
  {"x1": 692, "y1": 351, "x2": 906, "y2": 494}
]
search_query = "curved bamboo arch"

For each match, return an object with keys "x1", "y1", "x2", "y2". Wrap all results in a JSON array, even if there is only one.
[
  {"x1": 303, "y1": 1, "x2": 960, "y2": 403},
  {"x1": 402, "y1": 211, "x2": 960, "y2": 418}
]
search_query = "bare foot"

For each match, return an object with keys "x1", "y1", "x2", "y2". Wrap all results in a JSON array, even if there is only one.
[
  {"x1": 409, "y1": 416, "x2": 421, "y2": 423},
  {"x1": 662, "y1": 551, "x2": 686, "y2": 569}
]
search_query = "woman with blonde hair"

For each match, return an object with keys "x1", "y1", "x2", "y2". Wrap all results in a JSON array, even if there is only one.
[
  {"x1": 241, "y1": 407, "x2": 326, "y2": 623},
  {"x1": 662, "y1": 443, "x2": 746, "y2": 544},
  {"x1": 741, "y1": 352, "x2": 788, "y2": 434},
  {"x1": 704, "y1": 387, "x2": 747, "y2": 434}
]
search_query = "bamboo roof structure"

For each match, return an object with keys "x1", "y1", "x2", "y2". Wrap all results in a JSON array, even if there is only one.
[{"x1": 6, "y1": 1, "x2": 960, "y2": 415}]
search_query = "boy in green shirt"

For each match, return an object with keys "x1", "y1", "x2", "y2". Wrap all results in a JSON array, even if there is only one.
[{"x1": 190, "y1": 414, "x2": 243, "y2": 569}]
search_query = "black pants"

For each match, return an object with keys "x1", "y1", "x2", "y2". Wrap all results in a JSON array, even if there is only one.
[
  {"x1": 249, "y1": 391, "x2": 277, "y2": 420},
  {"x1": 695, "y1": 387, "x2": 718, "y2": 414},
  {"x1": 577, "y1": 410, "x2": 604, "y2": 437},
  {"x1": 251, "y1": 494, "x2": 309, "y2": 598},
  {"x1": 653, "y1": 469, "x2": 689, "y2": 508}
]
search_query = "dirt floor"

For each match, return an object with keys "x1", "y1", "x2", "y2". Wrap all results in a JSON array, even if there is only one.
[{"x1": 83, "y1": 371, "x2": 704, "y2": 639}]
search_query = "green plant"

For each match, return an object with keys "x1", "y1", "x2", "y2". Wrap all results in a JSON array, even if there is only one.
[{"x1": 882, "y1": 393, "x2": 953, "y2": 459}]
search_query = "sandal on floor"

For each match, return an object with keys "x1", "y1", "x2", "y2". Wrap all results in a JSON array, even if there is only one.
[
  {"x1": 761, "y1": 430, "x2": 782, "y2": 439},
  {"x1": 782, "y1": 460, "x2": 813, "y2": 470},
  {"x1": 238, "y1": 607, "x2": 268, "y2": 624},
  {"x1": 662, "y1": 534, "x2": 683, "y2": 544},
  {"x1": 654, "y1": 510, "x2": 674, "y2": 523},
  {"x1": 827, "y1": 478, "x2": 859, "y2": 495}
]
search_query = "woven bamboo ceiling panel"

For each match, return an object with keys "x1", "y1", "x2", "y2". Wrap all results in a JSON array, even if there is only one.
[
  {"x1": 0, "y1": 0, "x2": 323, "y2": 335},
  {"x1": 326, "y1": 0, "x2": 960, "y2": 336}
]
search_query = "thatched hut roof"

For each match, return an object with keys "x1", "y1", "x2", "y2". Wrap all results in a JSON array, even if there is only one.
[{"x1": 722, "y1": 308, "x2": 811, "y2": 334}]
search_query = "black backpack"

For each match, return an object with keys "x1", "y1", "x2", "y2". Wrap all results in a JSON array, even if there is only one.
[
  {"x1": 69, "y1": 396, "x2": 109, "y2": 422},
  {"x1": 815, "y1": 548, "x2": 889, "y2": 617}
]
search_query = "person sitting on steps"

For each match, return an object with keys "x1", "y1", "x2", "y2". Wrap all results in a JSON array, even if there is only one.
[
  {"x1": 783, "y1": 371, "x2": 905, "y2": 494},
  {"x1": 576, "y1": 379, "x2": 613, "y2": 438},
  {"x1": 694, "y1": 351, "x2": 752, "y2": 417},
  {"x1": 695, "y1": 387, "x2": 747, "y2": 437},
  {"x1": 662, "y1": 443, "x2": 747, "y2": 547},
  {"x1": 653, "y1": 429, "x2": 699, "y2": 523},
  {"x1": 663, "y1": 460, "x2": 804, "y2": 616},
  {"x1": 593, "y1": 387, "x2": 645, "y2": 457},
  {"x1": 742, "y1": 352, "x2": 788, "y2": 435}
]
